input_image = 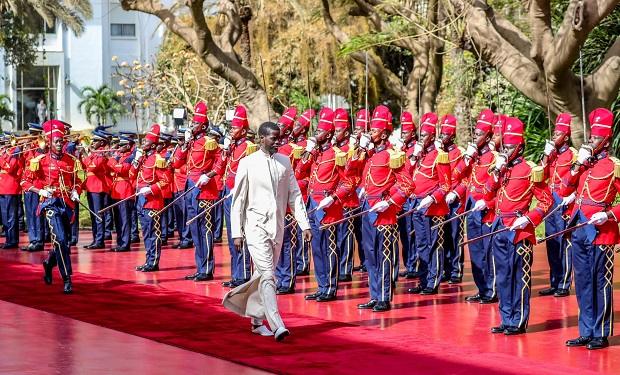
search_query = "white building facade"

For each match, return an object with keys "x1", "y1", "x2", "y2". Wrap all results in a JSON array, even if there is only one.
[{"x1": 0, "y1": 0, "x2": 165, "y2": 132}]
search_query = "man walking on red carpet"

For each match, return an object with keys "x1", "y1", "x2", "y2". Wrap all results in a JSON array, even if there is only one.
[{"x1": 223, "y1": 121, "x2": 311, "y2": 342}]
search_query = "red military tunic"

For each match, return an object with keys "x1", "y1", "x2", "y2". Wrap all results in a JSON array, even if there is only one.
[
  {"x1": 107, "y1": 150, "x2": 135, "y2": 200},
  {"x1": 82, "y1": 151, "x2": 109, "y2": 193},
  {"x1": 172, "y1": 147, "x2": 188, "y2": 193},
  {"x1": 171, "y1": 133, "x2": 221, "y2": 200},
  {"x1": 0, "y1": 146, "x2": 23, "y2": 195},
  {"x1": 22, "y1": 152, "x2": 83, "y2": 210},
  {"x1": 411, "y1": 145, "x2": 451, "y2": 216},
  {"x1": 543, "y1": 145, "x2": 576, "y2": 214},
  {"x1": 447, "y1": 144, "x2": 464, "y2": 213},
  {"x1": 213, "y1": 138, "x2": 257, "y2": 190},
  {"x1": 130, "y1": 151, "x2": 170, "y2": 210},
  {"x1": 20, "y1": 147, "x2": 47, "y2": 192},
  {"x1": 485, "y1": 157, "x2": 552, "y2": 243},
  {"x1": 562, "y1": 152, "x2": 620, "y2": 245},
  {"x1": 295, "y1": 144, "x2": 350, "y2": 224},
  {"x1": 360, "y1": 143, "x2": 415, "y2": 226},
  {"x1": 335, "y1": 141, "x2": 360, "y2": 209},
  {"x1": 159, "y1": 147, "x2": 173, "y2": 200},
  {"x1": 453, "y1": 146, "x2": 497, "y2": 223}
]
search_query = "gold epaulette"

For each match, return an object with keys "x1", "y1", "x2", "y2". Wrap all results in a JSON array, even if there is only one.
[
  {"x1": 69, "y1": 154, "x2": 83, "y2": 172},
  {"x1": 436, "y1": 150, "x2": 449, "y2": 164},
  {"x1": 155, "y1": 154, "x2": 168, "y2": 168},
  {"x1": 570, "y1": 147, "x2": 578, "y2": 163},
  {"x1": 292, "y1": 144, "x2": 304, "y2": 159},
  {"x1": 335, "y1": 150, "x2": 347, "y2": 167},
  {"x1": 347, "y1": 146, "x2": 356, "y2": 159},
  {"x1": 530, "y1": 164, "x2": 544, "y2": 183},
  {"x1": 204, "y1": 137, "x2": 218, "y2": 151},
  {"x1": 29, "y1": 154, "x2": 46, "y2": 172},
  {"x1": 610, "y1": 157, "x2": 620, "y2": 178},
  {"x1": 388, "y1": 149, "x2": 405, "y2": 169},
  {"x1": 245, "y1": 142, "x2": 258, "y2": 155}
]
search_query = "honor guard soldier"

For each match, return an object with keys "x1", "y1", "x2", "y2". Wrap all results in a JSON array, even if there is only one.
[
  {"x1": 438, "y1": 114, "x2": 465, "y2": 283},
  {"x1": 0, "y1": 133, "x2": 24, "y2": 249},
  {"x1": 107, "y1": 133, "x2": 136, "y2": 252},
  {"x1": 539, "y1": 113, "x2": 576, "y2": 298},
  {"x1": 119, "y1": 131, "x2": 141, "y2": 244},
  {"x1": 24, "y1": 120, "x2": 82, "y2": 294},
  {"x1": 275, "y1": 107, "x2": 305, "y2": 293},
  {"x1": 209, "y1": 127, "x2": 225, "y2": 243},
  {"x1": 356, "y1": 105, "x2": 415, "y2": 312},
  {"x1": 452, "y1": 109, "x2": 498, "y2": 303},
  {"x1": 349, "y1": 109, "x2": 370, "y2": 272},
  {"x1": 171, "y1": 134, "x2": 192, "y2": 249},
  {"x1": 21, "y1": 124, "x2": 47, "y2": 252},
  {"x1": 213, "y1": 105, "x2": 257, "y2": 288},
  {"x1": 130, "y1": 124, "x2": 170, "y2": 272},
  {"x1": 296, "y1": 108, "x2": 350, "y2": 302},
  {"x1": 293, "y1": 109, "x2": 316, "y2": 276},
  {"x1": 562, "y1": 108, "x2": 617, "y2": 350},
  {"x1": 171, "y1": 101, "x2": 222, "y2": 281},
  {"x1": 157, "y1": 132, "x2": 175, "y2": 244},
  {"x1": 407, "y1": 112, "x2": 451, "y2": 295},
  {"x1": 63, "y1": 124, "x2": 82, "y2": 246},
  {"x1": 82, "y1": 127, "x2": 112, "y2": 249},
  {"x1": 397, "y1": 111, "x2": 418, "y2": 279},
  {"x1": 332, "y1": 108, "x2": 356, "y2": 281},
  {"x1": 484, "y1": 117, "x2": 552, "y2": 335}
]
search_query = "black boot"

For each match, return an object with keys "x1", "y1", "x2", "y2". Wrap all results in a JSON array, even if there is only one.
[
  {"x1": 43, "y1": 260, "x2": 53, "y2": 285},
  {"x1": 63, "y1": 277, "x2": 73, "y2": 294}
]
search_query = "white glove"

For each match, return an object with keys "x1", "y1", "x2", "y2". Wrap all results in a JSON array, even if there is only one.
[
  {"x1": 560, "y1": 192, "x2": 576, "y2": 207},
  {"x1": 222, "y1": 136, "x2": 232, "y2": 151},
  {"x1": 412, "y1": 143, "x2": 423, "y2": 157},
  {"x1": 588, "y1": 212, "x2": 609, "y2": 226},
  {"x1": 184, "y1": 128, "x2": 192, "y2": 143},
  {"x1": 494, "y1": 153, "x2": 507, "y2": 170},
  {"x1": 465, "y1": 142, "x2": 477, "y2": 158},
  {"x1": 359, "y1": 134, "x2": 371, "y2": 149},
  {"x1": 38, "y1": 189, "x2": 52, "y2": 198},
  {"x1": 434, "y1": 140, "x2": 443, "y2": 151},
  {"x1": 349, "y1": 135, "x2": 358, "y2": 148},
  {"x1": 70, "y1": 190, "x2": 80, "y2": 202},
  {"x1": 445, "y1": 191, "x2": 458, "y2": 204},
  {"x1": 305, "y1": 138, "x2": 317, "y2": 153},
  {"x1": 472, "y1": 199, "x2": 487, "y2": 211},
  {"x1": 138, "y1": 186, "x2": 152, "y2": 196},
  {"x1": 489, "y1": 142, "x2": 496, "y2": 151},
  {"x1": 393, "y1": 139, "x2": 404, "y2": 151},
  {"x1": 134, "y1": 148, "x2": 144, "y2": 163},
  {"x1": 543, "y1": 140, "x2": 555, "y2": 156},
  {"x1": 369, "y1": 200, "x2": 390, "y2": 213},
  {"x1": 576, "y1": 145, "x2": 592, "y2": 165},
  {"x1": 357, "y1": 187, "x2": 365, "y2": 200},
  {"x1": 197, "y1": 174, "x2": 211, "y2": 187},
  {"x1": 317, "y1": 196, "x2": 335, "y2": 210},
  {"x1": 510, "y1": 216, "x2": 530, "y2": 231},
  {"x1": 416, "y1": 196, "x2": 434, "y2": 211}
]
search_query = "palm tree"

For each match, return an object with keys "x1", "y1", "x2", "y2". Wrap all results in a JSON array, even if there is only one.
[
  {"x1": 0, "y1": 1, "x2": 92, "y2": 35},
  {"x1": 78, "y1": 85, "x2": 126, "y2": 126}
]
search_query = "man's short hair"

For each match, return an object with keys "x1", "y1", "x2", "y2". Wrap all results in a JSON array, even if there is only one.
[{"x1": 258, "y1": 121, "x2": 280, "y2": 137}]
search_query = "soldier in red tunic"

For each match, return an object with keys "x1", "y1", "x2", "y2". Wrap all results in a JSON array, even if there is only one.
[
  {"x1": 407, "y1": 112, "x2": 451, "y2": 295},
  {"x1": 213, "y1": 105, "x2": 257, "y2": 288},
  {"x1": 451, "y1": 109, "x2": 498, "y2": 304},
  {"x1": 295, "y1": 108, "x2": 350, "y2": 301},
  {"x1": 563, "y1": 108, "x2": 617, "y2": 350},
  {"x1": 539, "y1": 113, "x2": 576, "y2": 298},
  {"x1": 349, "y1": 109, "x2": 370, "y2": 272},
  {"x1": 485, "y1": 117, "x2": 552, "y2": 335},
  {"x1": 23, "y1": 120, "x2": 82, "y2": 294},
  {"x1": 107, "y1": 134, "x2": 136, "y2": 252},
  {"x1": 171, "y1": 134, "x2": 192, "y2": 249},
  {"x1": 0, "y1": 133, "x2": 24, "y2": 249},
  {"x1": 171, "y1": 101, "x2": 222, "y2": 281},
  {"x1": 396, "y1": 111, "x2": 418, "y2": 279},
  {"x1": 356, "y1": 105, "x2": 415, "y2": 312},
  {"x1": 438, "y1": 114, "x2": 465, "y2": 284},
  {"x1": 130, "y1": 124, "x2": 170, "y2": 272},
  {"x1": 21, "y1": 124, "x2": 48, "y2": 252}
]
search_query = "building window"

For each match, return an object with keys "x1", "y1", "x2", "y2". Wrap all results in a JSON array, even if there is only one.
[
  {"x1": 15, "y1": 66, "x2": 59, "y2": 130},
  {"x1": 111, "y1": 23, "x2": 136, "y2": 37},
  {"x1": 35, "y1": 15, "x2": 57, "y2": 34}
]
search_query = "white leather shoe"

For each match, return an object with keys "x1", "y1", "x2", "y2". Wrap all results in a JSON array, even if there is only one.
[
  {"x1": 251, "y1": 325, "x2": 274, "y2": 336},
  {"x1": 274, "y1": 327, "x2": 290, "y2": 342}
]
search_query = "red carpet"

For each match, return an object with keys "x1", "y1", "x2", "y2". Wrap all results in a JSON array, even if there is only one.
[{"x1": 0, "y1": 258, "x2": 608, "y2": 375}]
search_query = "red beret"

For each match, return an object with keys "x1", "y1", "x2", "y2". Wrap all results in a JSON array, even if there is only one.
[
  {"x1": 493, "y1": 114, "x2": 508, "y2": 135},
  {"x1": 476, "y1": 109, "x2": 495, "y2": 133},
  {"x1": 553, "y1": 113, "x2": 571, "y2": 135},
  {"x1": 297, "y1": 109, "x2": 316, "y2": 129},
  {"x1": 145, "y1": 123, "x2": 161, "y2": 144},
  {"x1": 502, "y1": 117, "x2": 524, "y2": 145},
  {"x1": 230, "y1": 105, "x2": 248, "y2": 129},
  {"x1": 401, "y1": 111, "x2": 416, "y2": 132},
  {"x1": 334, "y1": 108, "x2": 350, "y2": 130},
  {"x1": 193, "y1": 101, "x2": 208, "y2": 124},
  {"x1": 370, "y1": 105, "x2": 393, "y2": 132},
  {"x1": 420, "y1": 112, "x2": 438, "y2": 134},
  {"x1": 277, "y1": 107, "x2": 297, "y2": 131},
  {"x1": 440, "y1": 114, "x2": 457, "y2": 136},
  {"x1": 589, "y1": 108, "x2": 614, "y2": 137},
  {"x1": 317, "y1": 108, "x2": 335, "y2": 131},
  {"x1": 355, "y1": 109, "x2": 369, "y2": 130}
]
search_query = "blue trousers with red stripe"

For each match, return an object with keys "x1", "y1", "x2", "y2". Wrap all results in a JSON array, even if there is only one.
[
  {"x1": 465, "y1": 197, "x2": 496, "y2": 299},
  {"x1": 307, "y1": 198, "x2": 339, "y2": 297},
  {"x1": 544, "y1": 193, "x2": 572, "y2": 290}
]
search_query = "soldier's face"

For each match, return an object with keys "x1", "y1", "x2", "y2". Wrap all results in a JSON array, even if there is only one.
[
  {"x1": 473, "y1": 129, "x2": 491, "y2": 149},
  {"x1": 590, "y1": 135, "x2": 609, "y2": 153},
  {"x1": 419, "y1": 130, "x2": 434, "y2": 148},
  {"x1": 230, "y1": 126, "x2": 245, "y2": 140},
  {"x1": 439, "y1": 132, "x2": 454, "y2": 146},
  {"x1": 401, "y1": 130, "x2": 414, "y2": 143},
  {"x1": 552, "y1": 130, "x2": 568, "y2": 148},
  {"x1": 292, "y1": 122, "x2": 305, "y2": 137},
  {"x1": 314, "y1": 128, "x2": 332, "y2": 144},
  {"x1": 502, "y1": 143, "x2": 521, "y2": 162},
  {"x1": 334, "y1": 128, "x2": 349, "y2": 143},
  {"x1": 370, "y1": 128, "x2": 386, "y2": 144},
  {"x1": 277, "y1": 123, "x2": 291, "y2": 140},
  {"x1": 142, "y1": 139, "x2": 154, "y2": 151},
  {"x1": 491, "y1": 133, "x2": 502, "y2": 149},
  {"x1": 52, "y1": 137, "x2": 64, "y2": 154}
]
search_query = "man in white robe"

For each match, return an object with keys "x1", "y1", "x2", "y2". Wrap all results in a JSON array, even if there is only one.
[{"x1": 223, "y1": 122, "x2": 311, "y2": 341}]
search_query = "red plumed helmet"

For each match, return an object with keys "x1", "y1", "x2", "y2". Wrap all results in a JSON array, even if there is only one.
[
  {"x1": 589, "y1": 108, "x2": 614, "y2": 138},
  {"x1": 193, "y1": 101, "x2": 208, "y2": 124},
  {"x1": 317, "y1": 108, "x2": 335, "y2": 132},
  {"x1": 145, "y1": 123, "x2": 161, "y2": 144},
  {"x1": 230, "y1": 105, "x2": 249, "y2": 129}
]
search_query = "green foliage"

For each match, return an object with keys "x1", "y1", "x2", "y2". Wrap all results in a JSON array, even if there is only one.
[
  {"x1": 77, "y1": 85, "x2": 126, "y2": 125},
  {"x1": 288, "y1": 89, "x2": 320, "y2": 111},
  {"x1": 0, "y1": 12, "x2": 37, "y2": 67},
  {"x1": 0, "y1": 94, "x2": 13, "y2": 121}
]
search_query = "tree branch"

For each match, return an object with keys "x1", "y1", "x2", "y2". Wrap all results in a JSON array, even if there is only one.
[
  {"x1": 121, "y1": 0, "x2": 196, "y2": 42},
  {"x1": 528, "y1": 0, "x2": 553, "y2": 66},
  {"x1": 585, "y1": 36, "x2": 620, "y2": 109}
]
